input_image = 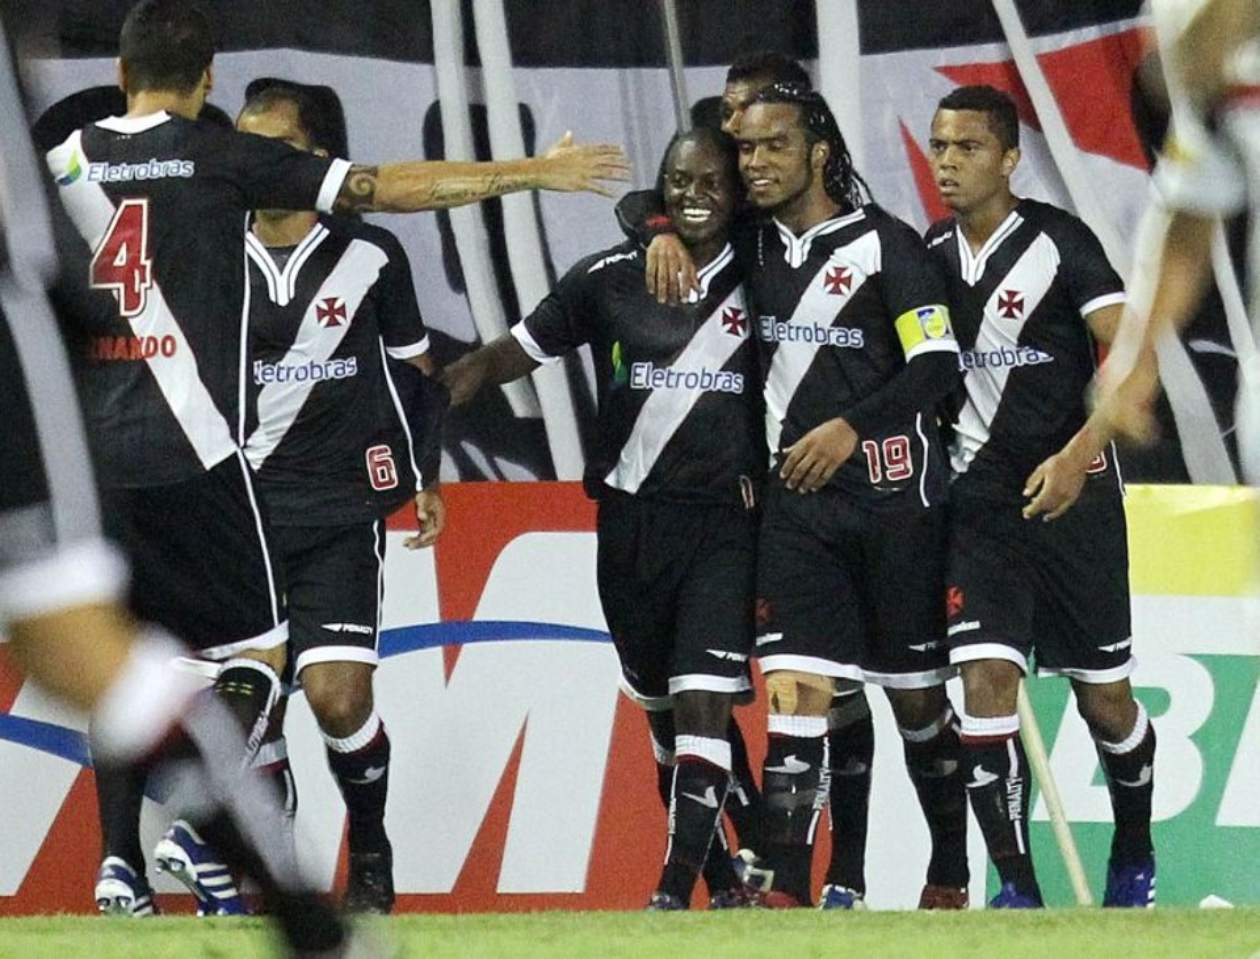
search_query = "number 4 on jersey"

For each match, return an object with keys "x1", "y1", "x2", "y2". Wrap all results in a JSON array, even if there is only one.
[{"x1": 91, "y1": 198, "x2": 154, "y2": 317}]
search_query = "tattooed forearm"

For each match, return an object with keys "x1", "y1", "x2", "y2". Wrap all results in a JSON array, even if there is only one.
[{"x1": 334, "y1": 164, "x2": 379, "y2": 214}]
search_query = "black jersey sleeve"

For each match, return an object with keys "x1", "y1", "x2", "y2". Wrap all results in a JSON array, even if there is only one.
[
  {"x1": 512, "y1": 249, "x2": 608, "y2": 361},
  {"x1": 843, "y1": 218, "x2": 960, "y2": 438},
  {"x1": 372, "y1": 228, "x2": 429, "y2": 359},
  {"x1": 214, "y1": 128, "x2": 350, "y2": 215},
  {"x1": 1054, "y1": 214, "x2": 1126, "y2": 317}
]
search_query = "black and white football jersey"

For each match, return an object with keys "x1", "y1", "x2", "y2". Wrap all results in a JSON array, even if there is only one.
[
  {"x1": 513, "y1": 240, "x2": 764, "y2": 505},
  {"x1": 742, "y1": 204, "x2": 958, "y2": 507},
  {"x1": 45, "y1": 111, "x2": 349, "y2": 488},
  {"x1": 925, "y1": 199, "x2": 1126, "y2": 502},
  {"x1": 242, "y1": 217, "x2": 429, "y2": 526}
]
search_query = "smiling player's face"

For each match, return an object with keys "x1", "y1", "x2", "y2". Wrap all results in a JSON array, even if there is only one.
[{"x1": 662, "y1": 138, "x2": 738, "y2": 249}]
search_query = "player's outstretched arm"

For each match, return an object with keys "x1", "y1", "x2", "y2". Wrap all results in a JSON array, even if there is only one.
[
  {"x1": 334, "y1": 133, "x2": 629, "y2": 214},
  {"x1": 441, "y1": 335, "x2": 540, "y2": 407}
]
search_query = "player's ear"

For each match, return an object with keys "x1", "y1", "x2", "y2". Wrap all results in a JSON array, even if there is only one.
[
  {"x1": 812, "y1": 139, "x2": 830, "y2": 173},
  {"x1": 1001, "y1": 146, "x2": 1020, "y2": 177},
  {"x1": 202, "y1": 65, "x2": 214, "y2": 96},
  {"x1": 116, "y1": 58, "x2": 127, "y2": 94}
]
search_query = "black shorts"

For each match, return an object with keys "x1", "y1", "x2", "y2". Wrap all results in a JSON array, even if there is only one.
[
  {"x1": 272, "y1": 519, "x2": 385, "y2": 677},
  {"x1": 947, "y1": 492, "x2": 1133, "y2": 683},
  {"x1": 103, "y1": 453, "x2": 288, "y2": 659},
  {"x1": 596, "y1": 491, "x2": 756, "y2": 709},
  {"x1": 755, "y1": 482, "x2": 952, "y2": 688}
]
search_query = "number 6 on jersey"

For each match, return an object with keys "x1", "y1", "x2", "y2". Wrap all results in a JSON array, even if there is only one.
[{"x1": 90, "y1": 198, "x2": 154, "y2": 317}]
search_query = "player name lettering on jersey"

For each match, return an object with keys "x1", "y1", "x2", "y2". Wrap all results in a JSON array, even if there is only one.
[
  {"x1": 252, "y1": 356, "x2": 359, "y2": 386},
  {"x1": 628, "y1": 361, "x2": 745, "y2": 394},
  {"x1": 758, "y1": 316, "x2": 865, "y2": 349},
  {"x1": 958, "y1": 344, "x2": 1053, "y2": 371},
  {"x1": 85, "y1": 158, "x2": 196, "y2": 183},
  {"x1": 89, "y1": 334, "x2": 178, "y2": 361}
]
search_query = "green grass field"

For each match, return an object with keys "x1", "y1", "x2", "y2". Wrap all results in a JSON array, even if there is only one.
[{"x1": 2, "y1": 909, "x2": 1259, "y2": 959}]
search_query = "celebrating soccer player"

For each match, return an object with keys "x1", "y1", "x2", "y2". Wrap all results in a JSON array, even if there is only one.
[
  {"x1": 443, "y1": 127, "x2": 765, "y2": 910},
  {"x1": 42, "y1": 0, "x2": 625, "y2": 917},
  {"x1": 925, "y1": 85, "x2": 1157, "y2": 907},
  {"x1": 234, "y1": 77, "x2": 447, "y2": 912}
]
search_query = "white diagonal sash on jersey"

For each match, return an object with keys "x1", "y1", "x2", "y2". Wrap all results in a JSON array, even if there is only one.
[
  {"x1": 952, "y1": 233, "x2": 1059, "y2": 472},
  {"x1": 604, "y1": 283, "x2": 748, "y2": 495},
  {"x1": 763, "y1": 230, "x2": 880, "y2": 456},
  {"x1": 245, "y1": 239, "x2": 388, "y2": 468},
  {"x1": 49, "y1": 138, "x2": 239, "y2": 470}
]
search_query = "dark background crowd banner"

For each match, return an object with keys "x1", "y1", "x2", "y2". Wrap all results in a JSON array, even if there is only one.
[{"x1": 14, "y1": 0, "x2": 1245, "y2": 484}]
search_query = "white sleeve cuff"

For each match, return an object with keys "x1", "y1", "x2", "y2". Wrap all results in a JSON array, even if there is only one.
[
  {"x1": 510, "y1": 322, "x2": 561, "y2": 365},
  {"x1": 904, "y1": 338, "x2": 960, "y2": 363},
  {"x1": 386, "y1": 335, "x2": 431, "y2": 360},
  {"x1": 316, "y1": 158, "x2": 354, "y2": 214},
  {"x1": 1079, "y1": 291, "x2": 1126, "y2": 319},
  {"x1": 0, "y1": 537, "x2": 128, "y2": 624}
]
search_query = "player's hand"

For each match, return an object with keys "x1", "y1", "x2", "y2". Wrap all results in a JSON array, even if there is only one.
[
  {"x1": 538, "y1": 132, "x2": 631, "y2": 198},
  {"x1": 1090, "y1": 350, "x2": 1160, "y2": 447},
  {"x1": 1022, "y1": 452, "x2": 1089, "y2": 521},
  {"x1": 646, "y1": 233, "x2": 698, "y2": 305},
  {"x1": 780, "y1": 418, "x2": 858, "y2": 493},
  {"x1": 405, "y1": 485, "x2": 446, "y2": 549},
  {"x1": 439, "y1": 358, "x2": 484, "y2": 407}
]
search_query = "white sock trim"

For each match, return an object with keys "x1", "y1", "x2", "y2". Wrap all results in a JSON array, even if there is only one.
[
  {"x1": 675, "y1": 734, "x2": 732, "y2": 772},
  {"x1": 768, "y1": 713, "x2": 828, "y2": 738},
  {"x1": 1097, "y1": 702, "x2": 1150, "y2": 755},
  {"x1": 323, "y1": 711, "x2": 382, "y2": 754},
  {"x1": 650, "y1": 731, "x2": 675, "y2": 766},
  {"x1": 900, "y1": 705, "x2": 955, "y2": 744},
  {"x1": 91, "y1": 628, "x2": 202, "y2": 762},
  {"x1": 959, "y1": 713, "x2": 1020, "y2": 739}
]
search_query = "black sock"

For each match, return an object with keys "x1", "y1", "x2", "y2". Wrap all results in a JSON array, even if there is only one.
[
  {"x1": 94, "y1": 757, "x2": 148, "y2": 874},
  {"x1": 960, "y1": 716, "x2": 1039, "y2": 898},
  {"x1": 701, "y1": 813, "x2": 741, "y2": 894},
  {"x1": 212, "y1": 659, "x2": 280, "y2": 761},
  {"x1": 825, "y1": 692, "x2": 873, "y2": 893},
  {"x1": 725, "y1": 717, "x2": 763, "y2": 854},
  {"x1": 656, "y1": 737, "x2": 731, "y2": 904},
  {"x1": 324, "y1": 713, "x2": 391, "y2": 854},
  {"x1": 902, "y1": 704, "x2": 969, "y2": 888},
  {"x1": 1095, "y1": 704, "x2": 1156, "y2": 866},
  {"x1": 762, "y1": 715, "x2": 829, "y2": 906}
]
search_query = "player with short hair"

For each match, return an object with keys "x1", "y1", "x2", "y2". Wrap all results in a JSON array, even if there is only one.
[
  {"x1": 236, "y1": 77, "x2": 447, "y2": 913},
  {"x1": 444, "y1": 126, "x2": 765, "y2": 910},
  {"x1": 0, "y1": 24, "x2": 369, "y2": 956},
  {"x1": 43, "y1": 0, "x2": 625, "y2": 916},
  {"x1": 925, "y1": 84, "x2": 1157, "y2": 908}
]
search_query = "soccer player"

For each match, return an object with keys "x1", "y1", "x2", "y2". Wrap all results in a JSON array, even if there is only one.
[
  {"x1": 730, "y1": 84, "x2": 967, "y2": 909},
  {"x1": 42, "y1": 0, "x2": 625, "y2": 915},
  {"x1": 443, "y1": 127, "x2": 764, "y2": 910},
  {"x1": 236, "y1": 78, "x2": 447, "y2": 913},
  {"x1": 1094, "y1": 0, "x2": 1259, "y2": 450},
  {"x1": 1, "y1": 37, "x2": 368, "y2": 959},
  {"x1": 622, "y1": 54, "x2": 891, "y2": 904},
  {"x1": 925, "y1": 85, "x2": 1157, "y2": 908}
]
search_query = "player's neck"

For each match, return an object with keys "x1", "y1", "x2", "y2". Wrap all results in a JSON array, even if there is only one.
[
  {"x1": 126, "y1": 90, "x2": 201, "y2": 121},
  {"x1": 686, "y1": 236, "x2": 727, "y2": 273},
  {"x1": 957, "y1": 192, "x2": 1019, "y2": 252},
  {"x1": 773, "y1": 188, "x2": 842, "y2": 236},
  {"x1": 252, "y1": 210, "x2": 320, "y2": 247}
]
